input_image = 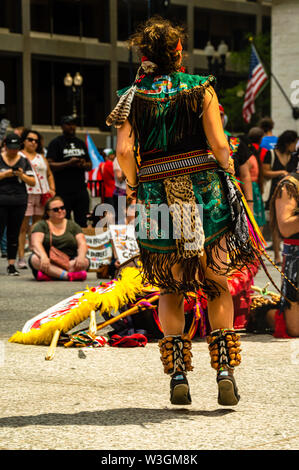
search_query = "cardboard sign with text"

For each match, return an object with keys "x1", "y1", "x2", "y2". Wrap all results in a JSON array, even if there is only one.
[
  {"x1": 109, "y1": 225, "x2": 139, "y2": 265},
  {"x1": 82, "y1": 227, "x2": 113, "y2": 272}
]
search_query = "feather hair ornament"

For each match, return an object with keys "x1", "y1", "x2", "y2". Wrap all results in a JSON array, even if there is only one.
[{"x1": 106, "y1": 59, "x2": 157, "y2": 128}]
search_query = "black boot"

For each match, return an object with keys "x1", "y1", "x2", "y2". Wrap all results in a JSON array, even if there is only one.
[
  {"x1": 158, "y1": 334, "x2": 193, "y2": 406},
  {"x1": 207, "y1": 329, "x2": 242, "y2": 406},
  {"x1": 216, "y1": 369, "x2": 240, "y2": 406},
  {"x1": 170, "y1": 371, "x2": 192, "y2": 405}
]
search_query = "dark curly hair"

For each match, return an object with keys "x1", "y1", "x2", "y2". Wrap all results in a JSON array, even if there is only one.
[
  {"x1": 128, "y1": 16, "x2": 187, "y2": 75},
  {"x1": 20, "y1": 128, "x2": 43, "y2": 154},
  {"x1": 276, "y1": 130, "x2": 298, "y2": 153}
]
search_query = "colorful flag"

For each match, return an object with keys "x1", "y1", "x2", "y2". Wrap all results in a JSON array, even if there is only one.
[
  {"x1": 86, "y1": 132, "x2": 104, "y2": 169},
  {"x1": 242, "y1": 44, "x2": 268, "y2": 123}
]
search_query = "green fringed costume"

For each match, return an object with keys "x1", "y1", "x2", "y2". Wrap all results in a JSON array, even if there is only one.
[{"x1": 114, "y1": 72, "x2": 260, "y2": 298}]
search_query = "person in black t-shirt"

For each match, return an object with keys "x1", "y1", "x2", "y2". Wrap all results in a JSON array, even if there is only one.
[
  {"x1": 46, "y1": 115, "x2": 92, "y2": 227},
  {"x1": 0, "y1": 134, "x2": 35, "y2": 275}
]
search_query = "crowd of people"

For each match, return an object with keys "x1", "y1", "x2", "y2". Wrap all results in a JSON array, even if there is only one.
[
  {"x1": 0, "y1": 115, "x2": 129, "y2": 280},
  {"x1": 0, "y1": 112, "x2": 298, "y2": 286}
]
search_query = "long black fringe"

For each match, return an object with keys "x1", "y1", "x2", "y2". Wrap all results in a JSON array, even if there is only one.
[
  {"x1": 130, "y1": 83, "x2": 214, "y2": 150},
  {"x1": 138, "y1": 227, "x2": 259, "y2": 301}
]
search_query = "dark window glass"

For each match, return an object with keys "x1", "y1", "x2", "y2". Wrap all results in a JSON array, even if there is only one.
[
  {"x1": 31, "y1": 0, "x2": 110, "y2": 41},
  {"x1": 0, "y1": 0, "x2": 22, "y2": 33},
  {"x1": 53, "y1": 0, "x2": 81, "y2": 36},
  {"x1": 32, "y1": 57, "x2": 110, "y2": 129},
  {"x1": 194, "y1": 9, "x2": 256, "y2": 52},
  {"x1": 117, "y1": 0, "x2": 186, "y2": 41},
  {"x1": 31, "y1": 0, "x2": 51, "y2": 33},
  {"x1": 0, "y1": 54, "x2": 23, "y2": 127},
  {"x1": 118, "y1": 65, "x2": 132, "y2": 91},
  {"x1": 32, "y1": 59, "x2": 53, "y2": 125},
  {"x1": 81, "y1": 0, "x2": 110, "y2": 42},
  {"x1": 262, "y1": 15, "x2": 271, "y2": 35}
]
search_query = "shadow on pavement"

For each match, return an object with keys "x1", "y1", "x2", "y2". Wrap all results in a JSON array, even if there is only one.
[{"x1": 0, "y1": 407, "x2": 235, "y2": 428}]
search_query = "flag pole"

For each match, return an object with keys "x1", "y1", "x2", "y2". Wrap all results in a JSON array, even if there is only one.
[{"x1": 249, "y1": 37, "x2": 299, "y2": 120}]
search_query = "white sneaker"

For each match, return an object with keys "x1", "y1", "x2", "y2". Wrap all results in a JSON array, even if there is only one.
[{"x1": 17, "y1": 259, "x2": 28, "y2": 269}]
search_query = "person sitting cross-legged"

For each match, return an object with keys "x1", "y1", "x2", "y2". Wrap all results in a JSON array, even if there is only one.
[{"x1": 29, "y1": 196, "x2": 89, "y2": 281}]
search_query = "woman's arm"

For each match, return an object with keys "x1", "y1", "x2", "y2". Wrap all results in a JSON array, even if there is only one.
[
  {"x1": 31, "y1": 232, "x2": 50, "y2": 272},
  {"x1": 262, "y1": 163, "x2": 288, "y2": 179},
  {"x1": 14, "y1": 167, "x2": 35, "y2": 186},
  {"x1": 44, "y1": 157, "x2": 56, "y2": 196},
  {"x1": 275, "y1": 187, "x2": 299, "y2": 238},
  {"x1": 202, "y1": 86, "x2": 230, "y2": 169},
  {"x1": 239, "y1": 160, "x2": 254, "y2": 212},
  {"x1": 74, "y1": 233, "x2": 88, "y2": 270},
  {"x1": 116, "y1": 120, "x2": 137, "y2": 186},
  {"x1": 0, "y1": 169, "x2": 14, "y2": 180}
]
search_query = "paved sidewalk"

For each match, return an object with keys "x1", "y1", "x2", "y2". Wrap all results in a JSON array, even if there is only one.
[{"x1": 0, "y1": 256, "x2": 298, "y2": 450}]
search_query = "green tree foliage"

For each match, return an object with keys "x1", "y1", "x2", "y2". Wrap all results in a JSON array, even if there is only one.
[{"x1": 219, "y1": 33, "x2": 271, "y2": 134}]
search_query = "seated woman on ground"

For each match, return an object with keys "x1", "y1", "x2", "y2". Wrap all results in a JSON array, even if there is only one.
[{"x1": 29, "y1": 196, "x2": 89, "y2": 281}]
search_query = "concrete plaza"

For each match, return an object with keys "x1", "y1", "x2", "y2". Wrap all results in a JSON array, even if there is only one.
[{"x1": 0, "y1": 253, "x2": 298, "y2": 451}]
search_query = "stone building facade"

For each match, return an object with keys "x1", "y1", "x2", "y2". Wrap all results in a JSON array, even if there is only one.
[
  {"x1": 0, "y1": 0, "x2": 272, "y2": 147},
  {"x1": 271, "y1": 0, "x2": 299, "y2": 135}
]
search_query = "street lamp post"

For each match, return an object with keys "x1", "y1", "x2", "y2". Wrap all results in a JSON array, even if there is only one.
[{"x1": 63, "y1": 72, "x2": 83, "y2": 120}]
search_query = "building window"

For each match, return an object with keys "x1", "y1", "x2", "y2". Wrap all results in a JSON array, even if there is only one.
[
  {"x1": 32, "y1": 57, "x2": 110, "y2": 130},
  {"x1": 0, "y1": 0, "x2": 22, "y2": 33},
  {"x1": 262, "y1": 15, "x2": 271, "y2": 35},
  {"x1": 30, "y1": 0, "x2": 110, "y2": 42},
  {"x1": 0, "y1": 54, "x2": 23, "y2": 127},
  {"x1": 117, "y1": 0, "x2": 186, "y2": 41},
  {"x1": 194, "y1": 9, "x2": 256, "y2": 52}
]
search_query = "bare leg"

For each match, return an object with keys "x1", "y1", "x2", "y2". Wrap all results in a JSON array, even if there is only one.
[
  {"x1": 18, "y1": 216, "x2": 30, "y2": 260},
  {"x1": 30, "y1": 215, "x2": 42, "y2": 249},
  {"x1": 30, "y1": 253, "x2": 68, "y2": 279},
  {"x1": 158, "y1": 263, "x2": 185, "y2": 335},
  {"x1": 201, "y1": 238, "x2": 234, "y2": 330},
  {"x1": 284, "y1": 302, "x2": 299, "y2": 337},
  {"x1": 159, "y1": 292, "x2": 185, "y2": 335},
  {"x1": 202, "y1": 238, "x2": 240, "y2": 406}
]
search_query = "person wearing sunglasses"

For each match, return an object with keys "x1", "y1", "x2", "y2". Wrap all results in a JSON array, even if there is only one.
[
  {"x1": 0, "y1": 133, "x2": 36, "y2": 275},
  {"x1": 29, "y1": 195, "x2": 89, "y2": 281},
  {"x1": 17, "y1": 129, "x2": 56, "y2": 269}
]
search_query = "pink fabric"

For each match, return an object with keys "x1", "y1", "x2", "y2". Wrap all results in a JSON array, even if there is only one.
[
  {"x1": 67, "y1": 271, "x2": 87, "y2": 282},
  {"x1": 37, "y1": 271, "x2": 53, "y2": 281}
]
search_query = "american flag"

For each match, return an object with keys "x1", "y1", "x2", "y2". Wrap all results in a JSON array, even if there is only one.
[{"x1": 242, "y1": 44, "x2": 268, "y2": 123}]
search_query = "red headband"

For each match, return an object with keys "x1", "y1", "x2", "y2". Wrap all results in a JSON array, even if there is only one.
[{"x1": 175, "y1": 38, "x2": 183, "y2": 52}]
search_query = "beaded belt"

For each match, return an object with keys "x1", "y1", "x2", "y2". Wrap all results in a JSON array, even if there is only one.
[{"x1": 139, "y1": 149, "x2": 218, "y2": 183}]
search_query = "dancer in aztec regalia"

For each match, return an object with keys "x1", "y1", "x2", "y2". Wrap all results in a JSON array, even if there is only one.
[{"x1": 106, "y1": 17, "x2": 278, "y2": 406}]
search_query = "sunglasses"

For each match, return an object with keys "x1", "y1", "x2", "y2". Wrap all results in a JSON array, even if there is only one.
[
  {"x1": 26, "y1": 137, "x2": 39, "y2": 143},
  {"x1": 49, "y1": 205, "x2": 65, "y2": 212}
]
